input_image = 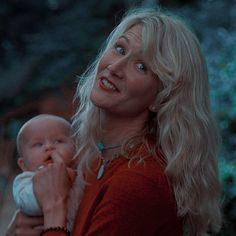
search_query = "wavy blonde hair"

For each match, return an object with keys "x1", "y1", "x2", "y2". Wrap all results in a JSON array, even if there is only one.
[{"x1": 72, "y1": 8, "x2": 222, "y2": 236}]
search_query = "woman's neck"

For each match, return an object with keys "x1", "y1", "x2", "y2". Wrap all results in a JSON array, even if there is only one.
[{"x1": 97, "y1": 110, "x2": 148, "y2": 146}]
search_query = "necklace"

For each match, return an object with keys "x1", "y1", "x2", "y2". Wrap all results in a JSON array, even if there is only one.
[
  {"x1": 96, "y1": 142, "x2": 121, "y2": 151},
  {"x1": 97, "y1": 158, "x2": 107, "y2": 179},
  {"x1": 96, "y1": 142, "x2": 121, "y2": 179}
]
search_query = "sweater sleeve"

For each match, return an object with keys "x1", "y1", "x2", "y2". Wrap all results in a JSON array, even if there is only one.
[{"x1": 82, "y1": 169, "x2": 182, "y2": 236}]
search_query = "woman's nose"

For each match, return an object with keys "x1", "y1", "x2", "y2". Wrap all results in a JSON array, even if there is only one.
[{"x1": 107, "y1": 57, "x2": 128, "y2": 78}]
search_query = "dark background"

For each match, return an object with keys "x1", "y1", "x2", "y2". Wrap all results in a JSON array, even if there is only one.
[{"x1": 0, "y1": 0, "x2": 235, "y2": 235}]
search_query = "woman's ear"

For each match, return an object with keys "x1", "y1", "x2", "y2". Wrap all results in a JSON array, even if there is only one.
[{"x1": 17, "y1": 157, "x2": 26, "y2": 171}]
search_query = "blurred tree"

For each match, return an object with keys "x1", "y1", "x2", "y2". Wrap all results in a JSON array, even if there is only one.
[{"x1": 0, "y1": 0, "x2": 124, "y2": 113}]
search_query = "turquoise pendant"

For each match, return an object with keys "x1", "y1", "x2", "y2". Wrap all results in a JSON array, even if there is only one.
[{"x1": 97, "y1": 159, "x2": 107, "y2": 179}]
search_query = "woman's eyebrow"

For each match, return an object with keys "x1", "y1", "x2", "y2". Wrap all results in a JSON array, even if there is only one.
[
  {"x1": 117, "y1": 35, "x2": 143, "y2": 56},
  {"x1": 118, "y1": 35, "x2": 129, "y2": 43}
]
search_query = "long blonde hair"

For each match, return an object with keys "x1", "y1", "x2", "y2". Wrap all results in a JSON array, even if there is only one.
[{"x1": 72, "y1": 8, "x2": 222, "y2": 235}]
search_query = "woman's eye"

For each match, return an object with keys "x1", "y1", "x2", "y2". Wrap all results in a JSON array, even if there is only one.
[
  {"x1": 136, "y1": 63, "x2": 147, "y2": 72},
  {"x1": 115, "y1": 46, "x2": 126, "y2": 55}
]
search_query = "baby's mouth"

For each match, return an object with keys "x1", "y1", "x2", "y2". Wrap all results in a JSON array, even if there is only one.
[{"x1": 44, "y1": 156, "x2": 53, "y2": 164}]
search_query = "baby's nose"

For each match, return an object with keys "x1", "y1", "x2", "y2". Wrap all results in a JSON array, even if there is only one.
[{"x1": 45, "y1": 142, "x2": 55, "y2": 151}]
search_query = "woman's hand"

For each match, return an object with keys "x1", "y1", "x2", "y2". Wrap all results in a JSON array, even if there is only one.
[
  {"x1": 67, "y1": 167, "x2": 77, "y2": 183},
  {"x1": 6, "y1": 210, "x2": 43, "y2": 236},
  {"x1": 33, "y1": 154, "x2": 72, "y2": 228}
]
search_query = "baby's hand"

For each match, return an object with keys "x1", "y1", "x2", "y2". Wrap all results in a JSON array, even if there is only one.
[{"x1": 49, "y1": 152, "x2": 76, "y2": 183}]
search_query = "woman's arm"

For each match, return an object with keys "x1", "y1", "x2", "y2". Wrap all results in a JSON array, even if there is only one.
[{"x1": 6, "y1": 210, "x2": 43, "y2": 236}]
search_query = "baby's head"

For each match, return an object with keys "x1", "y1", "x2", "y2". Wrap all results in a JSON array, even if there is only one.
[{"x1": 17, "y1": 114, "x2": 76, "y2": 172}]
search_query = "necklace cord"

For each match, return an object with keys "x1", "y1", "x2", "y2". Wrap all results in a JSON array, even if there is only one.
[{"x1": 96, "y1": 142, "x2": 121, "y2": 152}]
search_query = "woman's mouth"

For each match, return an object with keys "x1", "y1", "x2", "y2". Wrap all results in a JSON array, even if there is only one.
[{"x1": 99, "y1": 78, "x2": 118, "y2": 91}]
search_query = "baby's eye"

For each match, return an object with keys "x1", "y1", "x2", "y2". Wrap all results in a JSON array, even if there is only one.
[
  {"x1": 115, "y1": 45, "x2": 126, "y2": 55},
  {"x1": 136, "y1": 63, "x2": 147, "y2": 72},
  {"x1": 54, "y1": 139, "x2": 63, "y2": 144},
  {"x1": 33, "y1": 142, "x2": 43, "y2": 147}
]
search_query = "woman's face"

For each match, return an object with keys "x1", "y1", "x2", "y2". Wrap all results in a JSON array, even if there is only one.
[{"x1": 90, "y1": 24, "x2": 159, "y2": 118}]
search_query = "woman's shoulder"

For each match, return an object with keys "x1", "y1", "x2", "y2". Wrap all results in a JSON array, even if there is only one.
[
  {"x1": 113, "y1": 142, "x2": 167, "y2": 184},
  {"x1": 111, "y1": 155, "x2": 170, "y2": 193}
]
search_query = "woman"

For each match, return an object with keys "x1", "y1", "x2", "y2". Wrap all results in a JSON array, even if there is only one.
[{"x1": 6, "y1": 8, "x2": 222, "y2": 236}]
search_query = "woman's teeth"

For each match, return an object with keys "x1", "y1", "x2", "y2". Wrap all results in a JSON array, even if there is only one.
[{"x1": 101, "y1": 78, "x2": 117, "y2": 91}]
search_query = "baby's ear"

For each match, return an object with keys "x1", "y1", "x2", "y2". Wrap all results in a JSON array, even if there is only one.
[
  {"x1": 17, "y1": 157, "x2": 26, "y2": 171},
  {"x1": 149, "y1": 103, "x2": 158, "y2": 113}
]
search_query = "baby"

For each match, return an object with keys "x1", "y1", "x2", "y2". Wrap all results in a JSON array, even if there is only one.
[
  {"x1": 12, "y1": 114, "x2": 83, "y2": 231},
  {"x1": 13, "y1": 114, "x2": 76, "y2": 217}
]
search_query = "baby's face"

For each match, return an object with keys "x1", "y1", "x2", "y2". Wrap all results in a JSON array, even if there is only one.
[{"x1": 19, "y1": 118, "x2": 75, "y2": 171}]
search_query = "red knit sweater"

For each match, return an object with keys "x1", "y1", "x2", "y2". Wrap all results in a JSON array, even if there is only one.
[{"x1": 43, "y1": 149, "x2": 183, "y2": 236}]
